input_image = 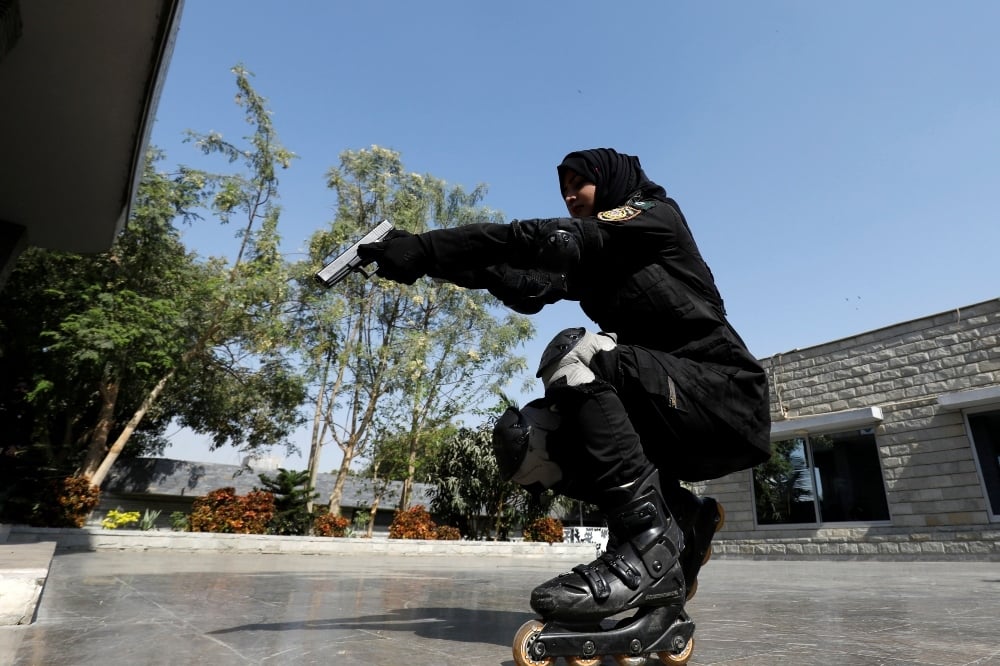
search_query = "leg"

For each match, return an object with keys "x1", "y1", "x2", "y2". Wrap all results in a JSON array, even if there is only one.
[
  {"x1": 662, "y1": 478, "x2": 725, "y2": 599},
  {"x1": 593, "y1": 342, "x2": 733, "y2": 599},
  {"x1": 531, "y1": 380, "x2": 686, "y2": 622}
]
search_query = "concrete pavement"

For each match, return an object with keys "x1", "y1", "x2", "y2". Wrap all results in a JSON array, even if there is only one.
[{"x1": 2, "y1": 546, "x2": 999, "y2": 665}]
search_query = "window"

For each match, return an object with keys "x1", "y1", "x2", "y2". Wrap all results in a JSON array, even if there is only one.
[
  {"x1": 753, "y1": 429, "x2": 890, "y2": 526},
  {"x1": 967, "y1": 409, "x2": 1000, "y2": 518}
]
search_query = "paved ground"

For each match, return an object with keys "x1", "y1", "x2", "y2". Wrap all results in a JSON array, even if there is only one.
[{"x1": 2, "y1": 549, "x2": 999, "y2": 665}]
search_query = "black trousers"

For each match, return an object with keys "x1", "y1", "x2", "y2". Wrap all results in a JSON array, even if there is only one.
[{"x1": 546, "y1": 345, "x2": 759, "y2": 509}]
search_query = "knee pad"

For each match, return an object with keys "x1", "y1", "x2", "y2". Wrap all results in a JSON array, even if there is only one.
[
  {"x1": 537, "y1": 327, "x2": 617, "y2": 388},
  {"x1": 491, "y1": 398, "x2": 563, "y2": 490}
]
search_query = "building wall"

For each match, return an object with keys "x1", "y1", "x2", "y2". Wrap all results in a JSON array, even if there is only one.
[{"x1": 692, "y1": 298, "x2": 1000, "y2": 559}]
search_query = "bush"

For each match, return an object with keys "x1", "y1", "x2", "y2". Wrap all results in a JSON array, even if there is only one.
[
  {"x1": 523, "y1": 517, "x2": 564, "y2": 544},
  {"x1": 38, "y1": 476, "x2": 100, "y2": 527},
  {"x1": 389, "y1": 505, "x2": 438, "y2": 540},
  {"x1": 139, "y1": 509, "x2": 161, "y2": 531},
  {"x1": 313, "y1": 512, "x2": 350, "y2": 537},
  {"x1": 169, "y1": 511, "x2": 189, "y2": 531},
  {"x1": 189, "y1": 487, "x2": 275, "y2": 534},
  {"x1": 435, "y1": 525, "x2": 462, "y2": 541}
]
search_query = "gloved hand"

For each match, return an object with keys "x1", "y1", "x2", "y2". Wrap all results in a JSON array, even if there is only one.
[
  {"x1": 357, "y1": 229, "x2": 429, "y2": 285},
  {"x1": 537, "y1": 328, "x2": 618, "y2": 388},
  {"x1": 486, "y1": 265, "x2": 569, "y2": 314},
  {"x1": 510, "y1": 219, "x2": 582, "y2": 273}
]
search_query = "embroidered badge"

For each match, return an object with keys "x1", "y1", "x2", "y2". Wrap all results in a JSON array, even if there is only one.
[{"x1": 597, "y1": 205, "x2": 642, "y2": 223}]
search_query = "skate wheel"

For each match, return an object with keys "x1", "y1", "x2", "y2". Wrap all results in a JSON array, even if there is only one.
[
  {"x1": 614, "y1": 654, "x2": 650, "y2": 665},
  {"x1": 513, "y1": 619, "x2": 554, "y2": 666},
  {"x1": 657, "y1": 636, "x2": 694, "y2": 665},
  {"x1": 566, "y1": 657, "x2": 602, "y2": 666},
  {"x1": 715, "y1": 502, "x2": 726, "y2": 532}
]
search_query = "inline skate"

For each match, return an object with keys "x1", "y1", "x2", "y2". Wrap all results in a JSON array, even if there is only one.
[
  {"x1": 673, "y1": 490, "x2": 725, "y2": 601},
  {"x1": 512, "y1": 469, "x2": 696, "y2": 665}
]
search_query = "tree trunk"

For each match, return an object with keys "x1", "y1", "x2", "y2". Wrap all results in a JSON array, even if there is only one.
[
  {"x1": 78, "y1": 368, "x2": 119, "y2": 478},
  {"x1": 399, "y1": 431, "x2": 420, "y2": 510},
  {"x1": 86, "y1": 368, "x2": 176, "y2": 487},
  {"x1": 366, "y1": 494, "x2": 381, "y2": 538},
  {"x1": 326, "y1": 440, "x2": 356, "y2": 517},
  {"x1": 305, "y1": 353, "x2": 331, "y2": 514}
]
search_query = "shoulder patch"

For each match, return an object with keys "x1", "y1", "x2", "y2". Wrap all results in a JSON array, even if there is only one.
[
  {"x1": 597, "y1": 205, "x2": 643, "y2": 223},
  {"x1": 630, "y1": 199, "x2": 656, "y2": 210}
]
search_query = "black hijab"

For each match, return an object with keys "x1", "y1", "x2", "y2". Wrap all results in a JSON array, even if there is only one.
[{"x1": 556, "y1": 148, "x2": 667, "y2": 212}]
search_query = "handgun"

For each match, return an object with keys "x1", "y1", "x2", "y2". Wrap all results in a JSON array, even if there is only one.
[{"x1": 314, "y1": 219, "x2": 394, "y2": 287}]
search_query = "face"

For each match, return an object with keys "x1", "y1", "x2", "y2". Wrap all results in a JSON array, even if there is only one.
[{"x1": 560, "y1": 168, "x2": 596, "y2": 218}]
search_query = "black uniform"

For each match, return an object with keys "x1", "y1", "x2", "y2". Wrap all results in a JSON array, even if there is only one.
[{"x1": 359, "y1": 149, "x2": 770, "y2": 499}]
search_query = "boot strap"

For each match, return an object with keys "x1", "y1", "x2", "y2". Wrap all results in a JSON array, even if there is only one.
[
  {"x1": 571, "y1": 563, "x2": 611, "y2": 602},
  {"x1": 602, "y1": 552, "x2": 642, "y2": 589},
  {"x1": 571, "y1": 550, "x2": 646, "y2": 602}
]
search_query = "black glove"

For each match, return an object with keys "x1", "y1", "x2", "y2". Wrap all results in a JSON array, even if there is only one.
[
  {"x1": 510, "y1": 219, "x2": 583, "y2": 273},
  {"x1": 357, "y1": 229, "x2": 429, "y2": 285},
  {"x1": 487, "y1": 265, "x2": 569, "y2": 314}
]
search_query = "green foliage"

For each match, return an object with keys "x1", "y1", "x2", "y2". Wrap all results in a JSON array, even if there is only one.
[
  {"x1": 0, "y1": 151, "x2": 205, "y2": 520},
  {"x1": 753, "y1": 437, "x2": 812, "y2": 524},
  {"x1": 256, "y1": 468, "x2": 317, "y2": 535},
  {"x1": 169, "y1": 511, "x2": 190, "y2": 531},
  {"x1": 293, "y1": 145, "x2": 533, "y2": 513},
  {"x1": 427, "y1": 423, "x2": 543, "y2": 540},
  {"x1": 139, "y1": 509, "x2": 161, "y2": 531},
  {"x1": 351, "y1": 511, "x2": 370, "y2": 533},
  {"x1": 102, "y1": 509, "x2": 141, "y2": 530},
  {"x1": 0, "y1": 66, "x2": 308, "y2": 509}
]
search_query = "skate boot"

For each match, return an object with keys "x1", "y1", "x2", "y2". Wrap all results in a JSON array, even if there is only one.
[
  {"x1": 514, "y1": 470, "x2": 696, "y2": 665},
  {"x1": 673, "y1": 492, "x2": 725, "y2": 601},
  {"x1": 530, "y1": 468, "x2": 685, "y2": 622}
]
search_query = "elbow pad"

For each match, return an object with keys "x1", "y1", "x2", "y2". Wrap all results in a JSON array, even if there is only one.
[{"x1": 511, "y1": 219, "x2": 602, "y2": 273}]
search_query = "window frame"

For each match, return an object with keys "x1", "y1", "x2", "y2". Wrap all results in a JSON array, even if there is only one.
[
  {"x1": 962, "y1": 405, "x2": 1000, "y2": 523},
  {"x1": 938, "y1": 386, "x2": 1000, "y2": 524},
  {"x1": 753, "y1": 407, "x2": 892, "y2": 530}
]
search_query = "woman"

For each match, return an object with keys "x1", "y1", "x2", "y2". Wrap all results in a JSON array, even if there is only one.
[{"x1": 359, "y1": 148, "x2": 770, "y2": 629}]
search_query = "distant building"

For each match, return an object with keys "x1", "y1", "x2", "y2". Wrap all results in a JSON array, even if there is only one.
[
  {"x1": 694, "y1": 298, "x2": 1000, "y2": 559},
  {"x1": 99, "y1": 457, "x2": 436, "y2": 533}
]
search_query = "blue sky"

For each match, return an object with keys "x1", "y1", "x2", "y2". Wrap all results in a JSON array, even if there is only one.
[{"x1": 153, "y1": 2, "x2": 1000, "y2": 470}]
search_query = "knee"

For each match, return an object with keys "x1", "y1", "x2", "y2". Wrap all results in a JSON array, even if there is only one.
[{"x1": 537, "y1": 327, "x2": 618, "y2": 389}]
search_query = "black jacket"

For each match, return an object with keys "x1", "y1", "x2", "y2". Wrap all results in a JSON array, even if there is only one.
[{"x1": 415, "y1": 193, "x2": 771, "y2": 463}]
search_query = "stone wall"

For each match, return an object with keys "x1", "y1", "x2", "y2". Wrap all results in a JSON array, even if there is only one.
[{"x1": 694, "y1": 298, "x2": 1000, "y2": 559}]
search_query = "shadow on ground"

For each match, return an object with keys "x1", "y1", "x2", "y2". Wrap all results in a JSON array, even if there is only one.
[{"x1": 208, "y1": 605, "x2": 529, "y2": 648}]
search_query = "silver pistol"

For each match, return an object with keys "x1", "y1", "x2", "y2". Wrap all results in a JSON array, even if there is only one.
[{"x1": 314, "y1": 219, "x2": 394, "y2": 287}]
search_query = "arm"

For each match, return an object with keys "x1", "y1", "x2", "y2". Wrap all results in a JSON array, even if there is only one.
[{"x1": 356, "y1": 221, "x2": 595, "y2": 311}]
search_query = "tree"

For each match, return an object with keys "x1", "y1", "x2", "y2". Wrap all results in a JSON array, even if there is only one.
[
  {"x1": 0, "y1": 66, "x2": 306, "y2": 525},
  {"x1": 293, "y1": 146, "x2": 533, "y2": 516},
  {"x1": 356, "y1": 425, "x2": 453, "y2": 537},
  {"x1": 752, "y1": 437, "x2": 813, "y2": 523},
  {"x1": 0, "y1": 151, "x2": 206, "y2": 522},
  {"x1": 78, "y1": 65, "x2": 306, "y2": 487},
  {"x1": 427, "y1": 422, "x2": 545, "y2": 540},
  {"x1": 257, "y1": 468, "x2": 317, "y2": 535}
]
